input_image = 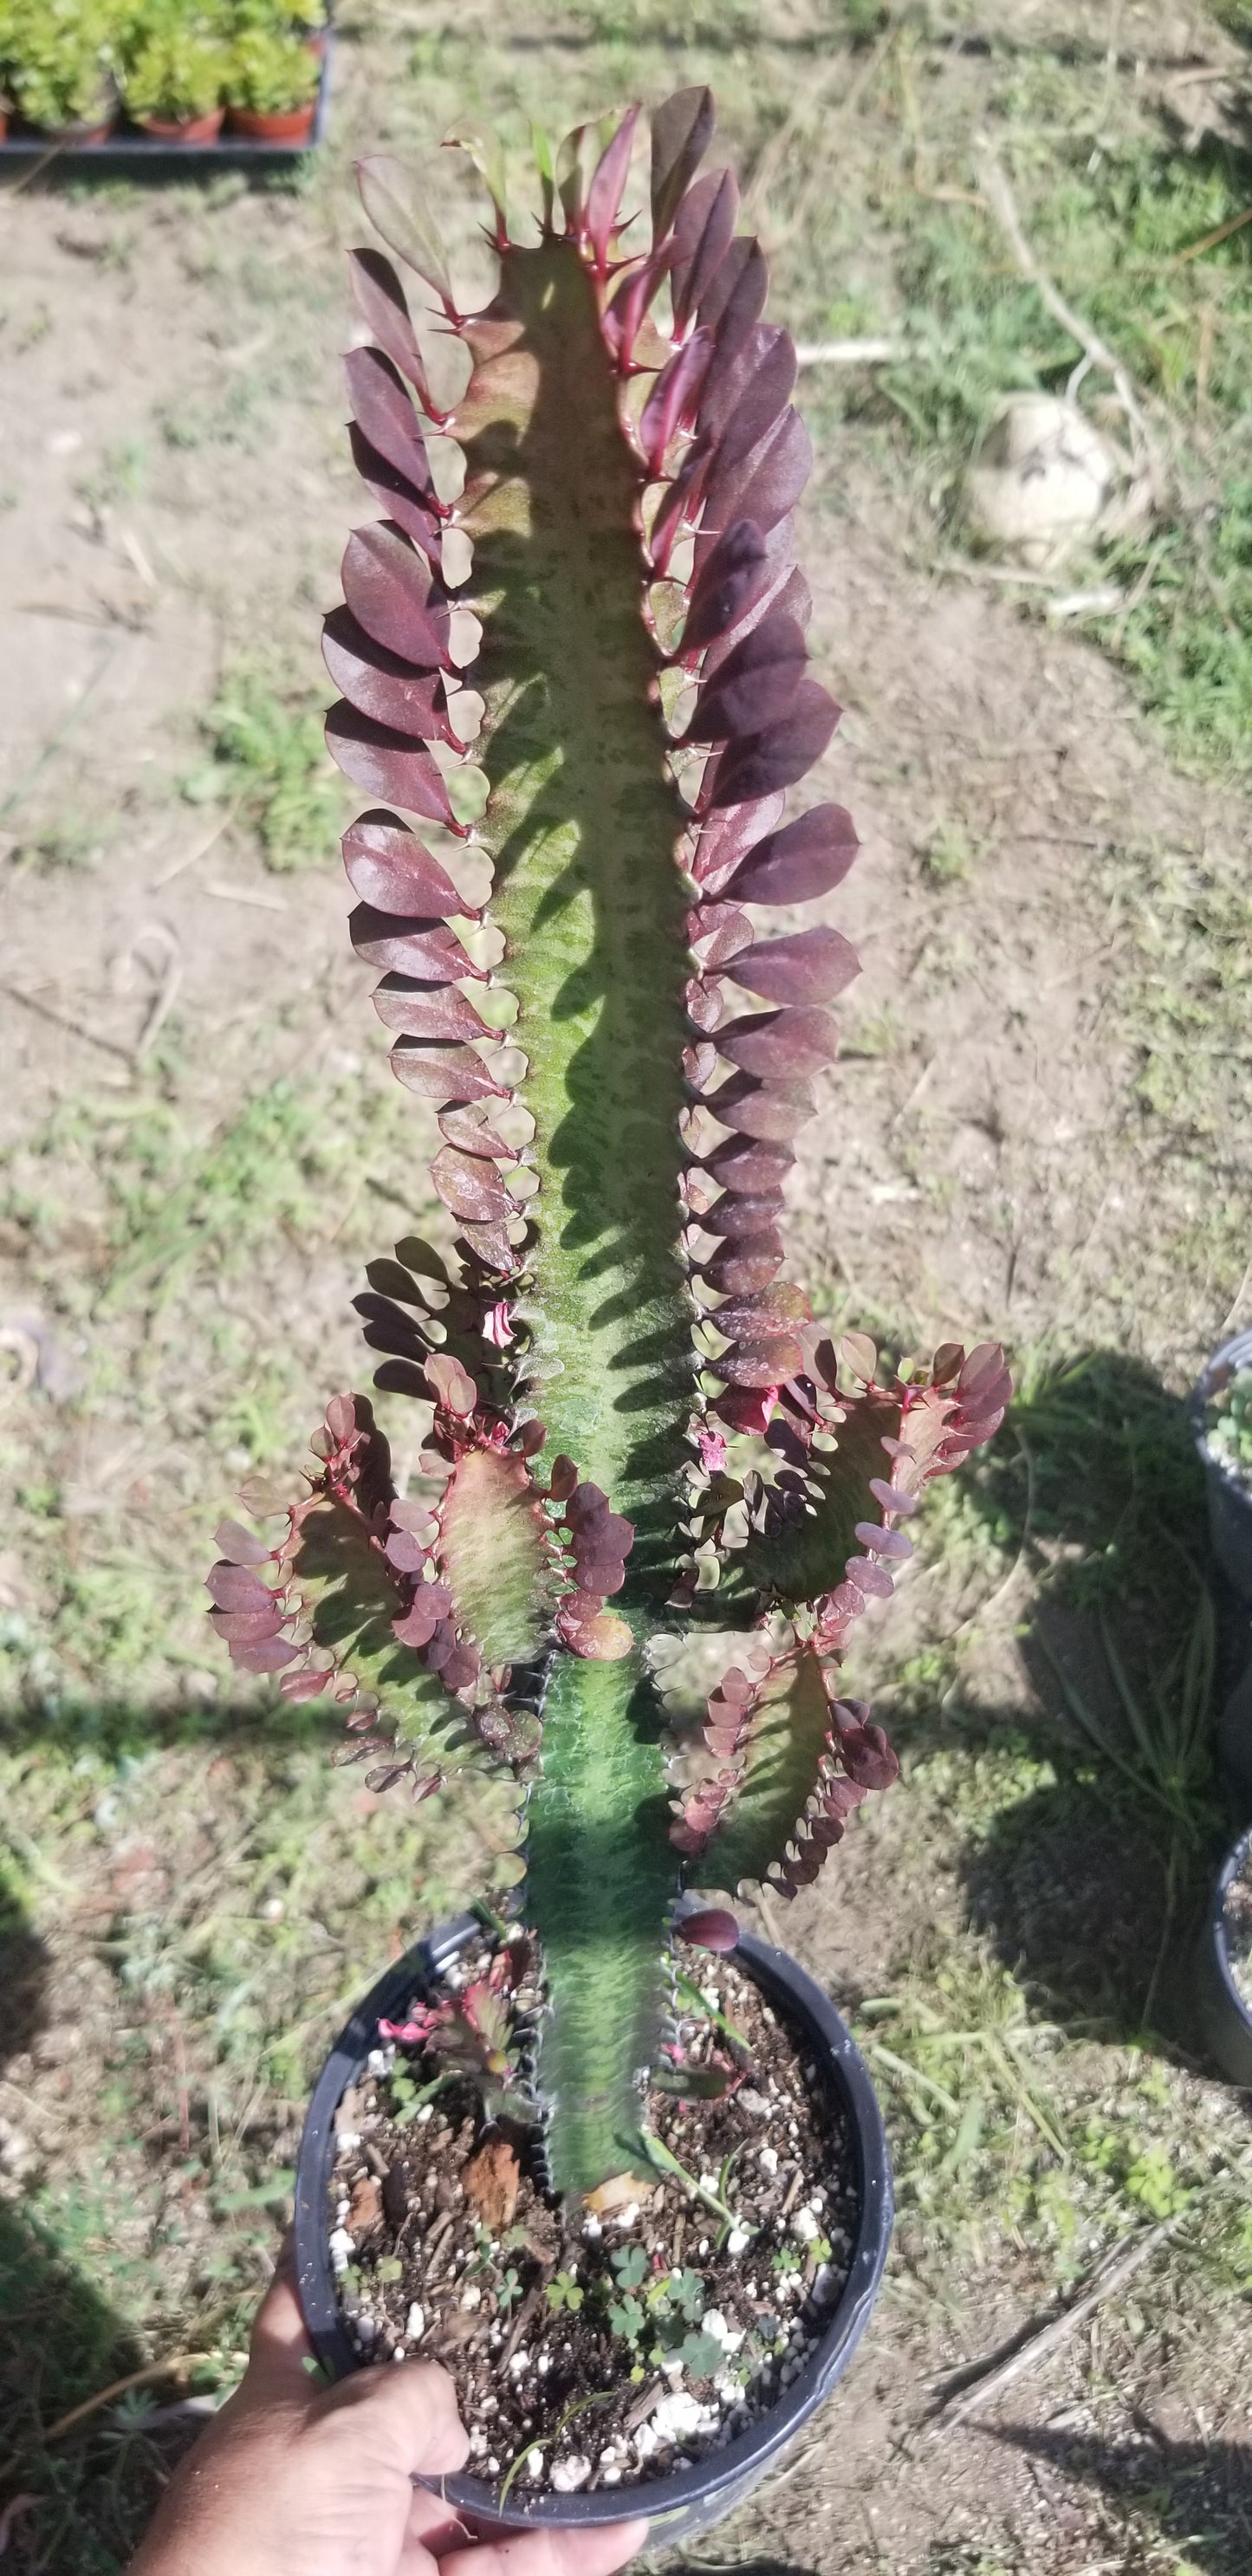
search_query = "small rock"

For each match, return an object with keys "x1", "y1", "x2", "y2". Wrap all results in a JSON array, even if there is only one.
[
  {"x1": 612, "y1": 2202, "x2": 640, "y2": 2230},
  {"x1": 757, "y1": 2146, "x2": 779, "y2": 2177},
  {"x1": 726, "y1": 2224, "x2": 750, "y2": 2255},
  {"x1": 526, "y1": 2450, "x2": 545, "y2": 2482},
  {"x1": 405, "y1": 2302, "x2": 425, "y2": 2342},
  {"x1": 582, "y1": 2213, "x2": 603, "y2": 2240},
  {"x1": 461, "y1": 2285, "x2": 483, "y2": 2312},
  {"x1": 793, "y1": 2206, "x2": 820, "y2": 2243},
  {"x1": 328, "y1": 2228, "x2": 354, "y2": 2271},
  {"x1": 739, "y1": 2089, "x2": 770, "y2": 2117},
  {"x1": 551, "y1": 2454, "x2": 591, "y2": 2493}
]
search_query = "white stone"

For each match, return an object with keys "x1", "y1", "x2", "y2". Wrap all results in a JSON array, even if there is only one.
[
  {"x1": 461, "y1": 2285, "x2": 483, "y2": 2311},
  {"x1": 509, "y1": 2351, "x2": 529, "y2": 2374},
  {"x1": 701, "y1": 2309, "x2": 744, "y2": 2353},
  {"x1": 550, "y1": 2455, "x2": 592, "y2": 2494},
  {"x1": 582, "y1": 2213, "x2": 603, "y2": 2239},
  {"x1": 356, "y1": 2315, "x2": 376, "y2": 2341},
  {"x1": 393, "y1": 2347, "x2": 406, "y2": 2362},
  {"x1": 652, "y1": 2389, "x2": 718, "y2": 2445},
  {"x1": 336, "y1": 2128, "x2": 361, "y2": 2151},
  {"x1": 486, "y1": 2458, "x2": 500, "y2": 2475},
  {"x1": 405, "y1": 2302, "x2": 425, "y2": 2342},
  {"x1": 612, "y1": 2203, "x2": 639, "y2": 2230},
  {"x1": 697, "y1": 2237, "x2": 710, "y2": 2256},
  {"x1": 726, "y1": 2225, "x2": 750, "y2": 2255},
  {"x1": 417, "y1": 2104, "x2": 433, "y2": 2125},
  {"x1": 328, "y1": 2228, "x2": 354, "y2": 2270},
  {"x1": 601, "y1": 2464, "x2": 622, "y2": 2486},
  {"x1": 698, "y1": 2172, "x2": 720, "y2": 2195},
  {"x1": 526, "y1": 2451, "x2": 545, "y2": 2482},
  {"x1": 757, "y1": 2146, "x2": 779, "y2": 2176},
  {"x1": 537, "y1": 2354, "x2": 551, "y2": 2374},
  {"x1": 793, "y1": 2206, "x2": 820, "y2": 2243},
  {"x1": 367, "y1": 2047, "x2": 393, "y2": 2075},
  {"x1": 811, "y1": 2264, "x2": 839, "y2": 2307}
]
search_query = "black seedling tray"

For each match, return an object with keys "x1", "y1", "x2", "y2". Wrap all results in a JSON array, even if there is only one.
[{"x1": 0, "y1": 29, "x2": 333, "y2": 172}]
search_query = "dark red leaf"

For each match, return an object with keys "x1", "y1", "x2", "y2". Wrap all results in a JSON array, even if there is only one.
[
  {"x1": 390, "y1": 1041, "x2": 507, "y2": 1104},
  {"x1": 601, "y1": 245, "x2": 673, "y2": 367},
  {"x1": 729, "y1": 924, "x2": 860, "y2": 1005},
  {"x1": 700, "y1": 406, "x2": 812, "y2": 546},
  {"x1": 639, "y1": 328, "x2": 714, "y2": 477},
  {"x1": 690, "y1": 788, "x2": 786, "y2": 886},
  {"x1": 439, "y1": 1641, "x2": 481, "y2": 1694},
  {"x1": 280, "y1": 1669, "x2": 334, "y2": 1702},
  {"x1": 207, "y1": 1603, "x2": 285, "y2": 1644},
  {"x1": 647, "y1": 445, "x2": 712, "y2": 576},
  {"x1": 837, "y1": 1718, "x2": 899, "y2": 1792},
  {"x1": 231, "y1": 1635, "x2": 302, "y2": 1672},
  {"x1": 348, "y1": 424, "x2": 444, "y2": 567},
  {"x1": 213, "y1": 1518, "x2": 273, "y2": 1567},
  {"x1": 671, "y1": 167, "x2": 739, "y2": 332},
  {"x1": 696, "y1": 235, "x2": 768, "y2": 364},
  {"x1": 702, "y1": 681, "x2": 840, "y2": 808},
  {"x1": 347, "y1": 248, "x2": 437, "y2": 412},
  {"x1": 564, "y1": 1481, "x2": 608, "y2": 1524},
  {"x1": 705, "y1": 1136, "x2": 794, "y2": 1193},
  {"x1": 341, "y1": 523, "x2": 451, "y2": 668},
  {"x1": 703, "y1": 1188, "x2": 788, "y2": 1236},
  {"x1": 682, "y1": 612, "x2": 808, "y2": 743},
  {"x1": 718, "y1": 1005, "x2": 839, "y2": 1077},
  {"x1": 326, "y1": 704, "x2": 457, "y2": 827},
  {"x1": 373, "y1": 980, "x2": 494, "y2": 1041},
  {"x1": 687, "y1": 902, "x2": 753, "y2": 967},
  {"x1": 205, "y1": 1563, "x2": 278, "y2": 1613},
  {"x1": 709, "y1": 1283, "x2": 810, "y2": 1337},
  {"x1": 651, "y1": 86, "x2": 717, "y2": 243},
  {"x1": 385, "y1": 1526, "x2": 428, "y2": 1572},
  {"x1": 323, "y1": 608, "x2": 464, "y2": 748},
  {"x1": 349, "y1": 905, "x2": 479, "y2": 979},
  {"x1": 586, "y1": 107, "x2": 639, "y2": 269},
  {"x1": 680, "y1": 517, "x2": 773, "y2": 661},
  {"x1": 721, "y1": 802, "x2": 859, "y2": 905},
  {"x1": 431, "y1": 1145, "x2": 512, "y2": 1223},
  {"x1": 436, "y1": 1104, "x2": 513, "y2": 1158},
  {"x1": 697, "y1": 323, "x2": 796, "y2": 460},
  {"x1": 707, "y1": 1074, "x2": 814, "y2": 1140},
  {"x1": 713, "y1": 1337, "x2": 804, "y2": 1387},
  {"x1": 699, "y1": 1236, "x2": 785, "y2": 1293},
  {"x1": 342, "y1": 813, "x2": 470, "y2": 917},
  {"x1": 678, "y1": 1906, "x2": 739, "y2": 1953},
  {"x1": 455, "y1": 1219, "x2": 516, "y2": 1273},
  {"x1": 344, "y1": 347, "x2": 431, "y2": 494}
]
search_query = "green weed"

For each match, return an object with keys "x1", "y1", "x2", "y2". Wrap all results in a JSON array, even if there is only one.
[{"x1": 184, "y1": 663, "x2": 342, "y2": 872}]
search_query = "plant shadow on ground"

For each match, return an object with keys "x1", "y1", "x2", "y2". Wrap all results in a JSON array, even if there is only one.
[
  {"x1": 992, "y1": 2424, "x2": 1252, "y2": 2576},
  {"x1": 890, "y1": 1346, "x2": 1246, "y2": 2058}
]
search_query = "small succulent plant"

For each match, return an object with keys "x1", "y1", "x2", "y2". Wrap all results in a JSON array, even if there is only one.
[{"x1": 205, "y1": 91, "x2": 1010, "y2": 2197}]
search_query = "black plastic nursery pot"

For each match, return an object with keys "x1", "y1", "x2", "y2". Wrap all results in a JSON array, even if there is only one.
[
  {"x1": 1191, "y1": 1327, "x2": 1252, "y2": 1608},
  {"x1": 1194, "y1": 1827, "x2": 1252, "y2": 2092},
  {"x1": 294, "y1": 1911, "x2": 893, "y2": 2549}
]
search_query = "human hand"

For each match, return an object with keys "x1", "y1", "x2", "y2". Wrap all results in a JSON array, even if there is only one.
[{"x1": 128, "y1": 2266, "x2": 648, "y2": 2576}]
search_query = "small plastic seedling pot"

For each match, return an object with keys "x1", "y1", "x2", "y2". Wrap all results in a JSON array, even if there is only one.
[
  {"x1": 294, "y1": 1905, "x2": 893, "y2": 2549},
  {"x1": 1191, "y1": 1327, "x2": 1252, "y2": 1606},
  {"x1": 1193, "y1": 1826, "x2": 1252, "y2": 2090}
]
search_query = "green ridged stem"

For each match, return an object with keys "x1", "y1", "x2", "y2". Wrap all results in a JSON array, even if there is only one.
[{"x1": 455, "y1": 242, "x2": 694, "y2": 2190}]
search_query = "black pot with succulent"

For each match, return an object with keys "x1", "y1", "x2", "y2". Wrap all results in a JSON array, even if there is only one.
[{"x1": 204, "y1": 87, "x2": 1011, "y2": 2537}]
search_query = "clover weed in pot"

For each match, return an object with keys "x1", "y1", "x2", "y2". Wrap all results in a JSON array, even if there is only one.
[{"x1": 204, "y1": 88, "x2": 1012, "y2": 2516}]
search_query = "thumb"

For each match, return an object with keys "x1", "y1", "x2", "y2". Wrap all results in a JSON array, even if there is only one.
[{"x1": 318, "y1": 2352, "x2": 471, "y2": 2479}]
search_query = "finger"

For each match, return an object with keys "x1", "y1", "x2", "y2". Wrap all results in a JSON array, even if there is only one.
[
  {"x1": 436, "y1": 2515, "x2": 650, "y2": 2576},
  {"x1": 241, "y1": 2270, "x2": 316, "y2": 2394},
  {"x1": 321, "y1": 2356, "x2": 471, "y2": 2479}
]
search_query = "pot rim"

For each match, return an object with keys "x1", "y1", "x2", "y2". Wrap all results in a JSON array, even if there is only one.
[
  {"x1": 293, "y1": 1901, "x2": 892, "y2": 2531},
  {"x1": 1211, "y1": 1824, "x2": 1252, "y2": 2035},
  {"x1": 1191, "y1": 1327, "x2": 1252, "y2": 1505}
]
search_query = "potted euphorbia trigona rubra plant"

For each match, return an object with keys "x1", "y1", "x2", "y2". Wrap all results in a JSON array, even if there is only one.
[{"x1": 205, "y1": 88, "x2": 1010, "y2": 2541}]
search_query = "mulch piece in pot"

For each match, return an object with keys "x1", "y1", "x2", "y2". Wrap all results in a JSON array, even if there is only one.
[{"x1": 327, "y1": 1935, "x2": 859, "y2": 2502}]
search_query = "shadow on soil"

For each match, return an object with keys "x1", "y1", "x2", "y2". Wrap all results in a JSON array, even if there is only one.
[
  {"x1": 994, "y1": 2422, "x2": 1252, "y2": 2576},
  {"x1": 893, "y1": 1347, "x2": 1249, "y2": 2054}
]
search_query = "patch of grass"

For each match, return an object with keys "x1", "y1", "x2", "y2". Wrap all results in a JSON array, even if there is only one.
[{"x1": 183, "y1": 661, "x2": 342, "y2": 872}]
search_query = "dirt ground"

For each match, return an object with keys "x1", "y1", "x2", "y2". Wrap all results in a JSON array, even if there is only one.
[{"x1": 3, "y1": 4, "x2": 1252, "y2": 2571}]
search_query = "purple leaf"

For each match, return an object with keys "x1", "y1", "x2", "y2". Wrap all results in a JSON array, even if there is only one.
[
  {"x1": 700, "y1": 406, "x2": 812, "y2": 546},
  {"x1": 719, "y1": 1005, "x2": 840, "y2": 1077},
  {"x1": 390, "y1": 1041, "x2": 508, "y2": 1104},
  {"x1": 208, "y1": 1604, "x2": 286, "y2": 1644},
  {"x1": 373, "y1": 980, "x2": 494, "y2": 1041},
  {"x1": 710, "y1": 1284, "x2": 810, "y2": 1338},
  {"x1": 687, "y1": 902, "x2": 752, "y2": 966},
  {"x1": 708, "y1": 1074, "x2": 815, "y2": 1141},
  {"x1": 639, "y1": 328, "x2": 714, "y2": 477},
  {"x1": 431, "y1": 1145, "x2": 512, "y2": 1223},
  {"x1": 205, "y1": 1563, "x2": 278, "y2": 1612},
  {"x1": 690, "y1": 788, "x2": 785, "y2": 886},
  {"x1": 349, "y1": 905, "x2": 480, "y2": 979},
  {"x1": 696, "y1": 235, "x2": 768, "y2": 363},
  {"x1": 703, "y1": 1188, "x2": 788, "y2": 1236},
  {"x1": 586, "y1": 107, "x2": 640, "y2": 269},
  {"x1": 385, "y1": 1525, "x2": 428, "y2": 1572},
  {"x1": 456, "y1": 1218, "x2": 516, "y2": 1274},
  {"x1": 680, "y1": 517, "x2": 773, "y2": 661},
  {"x1": 671, "y1": 168, "x2": 739, "y2": 332},
  {"x1": 325, "y1": 704, "x2": 457, "y2": 827},
  {"x1": 729, "y1": 924, "x2": 860, "y2": 1005},
  {"x1": 345, "y1": 347, "x2": 431, "y2": 494},
  {"x1": 699, "y1": 1236, "x2": 785, "y2": 1293},
  {"x1": 651, "y1": 86, "x2": 717, "y2": 243},
  {"x1": 213, "y1": 1517, "x2": 272, "y2": 1566},
  {"x1": 231, "y1": 1635, "x2": 302, "y2": 1672},
  {"x1": 347, "y1": 248, "x2": 437, "y2": 412},
  {"x1": 438, "y1": 1105, "x2": 515, "y2": 1157},
  {"x1": 341, "y1": 523, "x2": 451, "y2": 668},
  {"x1": 701, "y1": 680, "x2": 840, "y2": 808},
  {"x1": 322, "y1": 610, "x2": 464, "y2": 748},
  {"x1": 721, "y1": 802, "x2": 859, "y2": 905},
  {"x1": 697, "y1": 323, "x2": 795, "y2": 459},
  {"x1": 681, "y1": 612, "x2": 808, "y2": 743},
  {"x1": 342, "y1": 813, "x2": 470, "y2": 917},
  {"x1": 356, "y1": 155, "x2": 456, "y2": 315},
  {"x1": 647, "y1": 445, "x2": 712, "y2": 576},
  {"x1": 347, "y1": 424, "x2": 443, "y2": 567},
  {"x1": 713, "y1": 1337, "x2": 804, "y2": 1387},
  {"x1": 705, "y1": 1135, "x2": 795, "y2": 1193},
  {"x1": 700, "y1": 561, "x2": 811, "y2": 678}
]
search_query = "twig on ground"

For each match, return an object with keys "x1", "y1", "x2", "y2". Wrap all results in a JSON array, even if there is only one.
[
  {"x1": 927, "y1": 2217, "x2": 1176, "y2": 2430},
  {"x1": 974, "y1": 148, "x2": 1165, "y2": 505},
  {"x1": 43, "y1": 2356, "x2": 205, "y2": 2445},
  {"x1": 1, "y1": 981, "x2": 134, "y2": 1065},
  {"x1": 205, "y1": 878, "x2": 289, "y2": 913},
  {"x1": 151, "y1": 804, "x2": 237, "y2": 889},
  {"x1": 133, "y1": 926, "x2": 183, "y2": 1063}
]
